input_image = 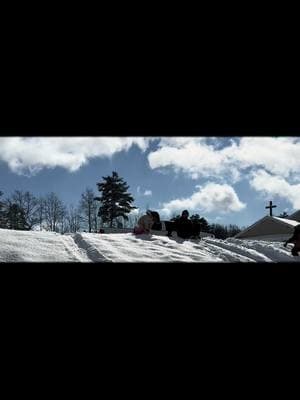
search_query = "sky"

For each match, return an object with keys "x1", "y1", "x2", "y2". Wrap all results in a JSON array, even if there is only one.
[{"x1": 0, "y1": 136, "x2": 300, "y2": 228}]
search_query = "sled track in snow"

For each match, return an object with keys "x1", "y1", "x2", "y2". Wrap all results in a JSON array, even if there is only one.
[
  {"x1": 60, "y1": 235, "x2": 92, "y2": 262},
  {"x1": 202, "y1": 238, "x2": 273, "y2": 262},
  {"x1": 225, "y1": 238, "x2": 297, "y2": 262},
  {"x1": 72, "y1": 233, "x2": 113, "y2": 263},
  {"x1": 1, "y1": 228, "x2": 299, "y2": 263},
  {"x1": 204, "y1": 238, "x2": 298, "y2": 263}
]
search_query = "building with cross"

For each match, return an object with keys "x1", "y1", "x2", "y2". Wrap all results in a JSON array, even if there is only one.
[{"x1": 235, "y1": 205, "x2": 300, "y2": 241}]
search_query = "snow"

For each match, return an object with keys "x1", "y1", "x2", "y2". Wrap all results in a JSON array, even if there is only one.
[
  {"x1": 273, "y1": 217, "x2": 300, "y2": 227},
  {"x1": 0, "y1": 228, "x2": 299, "y2": 263},
  {"x1": 0, "y1": 229, "x2": 91, "y2": 262}
]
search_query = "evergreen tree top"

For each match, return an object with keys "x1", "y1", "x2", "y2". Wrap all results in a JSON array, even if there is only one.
[{"x1": 96, "y1": 171, "x2": 136, "y2": 227}]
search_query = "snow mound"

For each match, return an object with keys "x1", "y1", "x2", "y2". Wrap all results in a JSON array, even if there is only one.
[
  {"x1": 0, "y1": 229, "x2": 91, "y2": 263},
  {"x1": 0, "y1": 228, "x2": 299, "y2": 263},
  {"x1": 75, "y1": 233, "x2": 300, "y2": 263}
]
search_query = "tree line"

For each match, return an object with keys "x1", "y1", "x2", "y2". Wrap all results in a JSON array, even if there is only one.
[
  {"x1": 0, "y1": 172, "x2": 136, "y2": 233},
  {"x1": 0, "y1": 188, "x2": 111, "y2": 233},
  {"x1": 0, "y1": 171, "x2": 244, "y2": 237}
]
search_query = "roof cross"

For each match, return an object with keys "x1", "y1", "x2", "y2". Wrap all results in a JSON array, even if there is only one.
[{"x1": 265, "y1": 200, "x2": 277, "y2": 217}]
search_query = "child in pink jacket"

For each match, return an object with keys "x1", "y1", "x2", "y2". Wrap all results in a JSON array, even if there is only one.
[{"x1": 133, "y1": 211, "x2": 159, "y2": 235}]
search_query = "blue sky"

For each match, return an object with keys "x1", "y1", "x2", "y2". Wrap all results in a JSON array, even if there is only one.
[{"x1": 0, "y1": 136, "x2": 299, "y2": 228}]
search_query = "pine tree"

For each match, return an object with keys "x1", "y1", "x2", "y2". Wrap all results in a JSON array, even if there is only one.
[
  {"x1": 190, "y1": 215, "x2": 210, "y2": 232},
  {"x1": 209, "y1": 223, "x2": 241, "y2": 239},
  {"x1": 6, "y1": 202, "x2": 27, "y2": 230},
  {"x1": 170, "y1": 214, "x2": 181, "y2": 222},
  {"x1": 209, "y1": 223, "x2": 228, "y2": 239},
  {"x1": 227, "y1": 224, "x2": 241, "y2": 237},
  {"x1": 190, "y1": 214, "x2": 200, "y2": 223},
  {"x1": 199, "y1": 217, "x2": 210, "y2": 232},
  {"x1": 95, "y1": 172, "x2": 136, "y2": 228},
  {"x1": 0, "y1": 191, "x2": 6, "y2": 228}
]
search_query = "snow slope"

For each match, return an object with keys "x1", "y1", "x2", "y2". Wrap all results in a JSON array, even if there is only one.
[
  {"x1": 0, "y1": 228, "x2": 299, "y2": 263},
  {"x1": 0, "y1": 229, "x2": 91, "y2": 262}
]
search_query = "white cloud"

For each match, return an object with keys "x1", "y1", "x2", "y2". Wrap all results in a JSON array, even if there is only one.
[
  {"x1": 3, "y1": 136, "x2": 299, "y2": 181},
  {"x1": 148, "y1": 140, "x2": 238, "y2": 181},
  {"x1": 249, "y1": 169, "x2": 300, "y2": 210},
  {"x1": 157, "y1": 137, "x2": 208, "y2": 147},
  {"x1": 147, "y1": 136, "x2": 300, "y2": 182},
  {"x1": 0, "y1": 137, "x2": 151, "y2": 175},
  {"x1": 159, "y1": 182, "x2": 246, "y2": 218},
  {"x1": 223, "y1": 137, "x2": 300, "y2": 177},
  {"x1": 136, "y1": 186, "x2": 152, "y2": 197}
]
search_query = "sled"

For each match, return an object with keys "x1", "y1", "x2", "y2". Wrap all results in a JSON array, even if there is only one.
[{"x1": 98, "y1": 227, "x2": 214, "y2": 239}]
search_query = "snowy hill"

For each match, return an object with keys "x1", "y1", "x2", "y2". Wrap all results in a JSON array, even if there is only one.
[{"x1": 0, "y1": 228, "x2": 299, "y2": 263}]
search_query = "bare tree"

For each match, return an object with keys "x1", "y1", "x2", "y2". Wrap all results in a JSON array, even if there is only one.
[
  {"x1": 92, "y1": 204, "x2": 99, "y2": 232},
  {"x1": 11, "y1": 190, "x2": 39, "y2": 230},
  {"x1": 0, "y1": 190, "x2": 7, "y2": 228},
  {"x1": 67, "y1": 204, "x2": 82, "y2": 233},
  {"x1": 58, "y1": 204, "x2": 68, "y2": 233},
  {"x1": 80, "y1": 188, "x2": 98, "y2": 233},
  {"x1": 36, "y1": 197, "x2": 46, "y2": 231},
  {"x1": 44, "y1": 192, "x2": 65, "y2": 232}
]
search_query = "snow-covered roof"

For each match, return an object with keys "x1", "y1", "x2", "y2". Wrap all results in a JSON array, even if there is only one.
[
  {"x1": 273, "y1": 217, "x2": 300, "y2": 227},
  {"x1": 235, "y1": 215, "x2": 300, "y2": 239}
]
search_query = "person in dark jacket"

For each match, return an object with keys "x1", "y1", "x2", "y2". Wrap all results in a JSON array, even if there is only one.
[
  {"x1": 284, "y1": 224, "x2": 300, "y2": 256},
  {"x1": 191, "y1": 217, "x2": 201, "y2": 239},
  {"x1": 150, "y1": 211, "x2": 162, "y2": 230},
  {"x1": 176, "y1": 210, "x2": 200, "y2": 239}
]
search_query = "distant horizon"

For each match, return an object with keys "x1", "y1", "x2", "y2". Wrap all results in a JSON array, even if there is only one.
[{"x1": 1, "y1": 136, "x2": 299, "y2": 228}]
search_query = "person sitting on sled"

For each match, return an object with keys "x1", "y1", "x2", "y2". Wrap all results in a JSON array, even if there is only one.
[
  {"x1": 133, "y1": 210, "x2": 160, "y2": 235},
  {"x1": 284, "y1": 224, "x2": 300, "y2": 256},
  {"x1": 175, "y1": 210, "x2": 200, "y2": 239}
]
